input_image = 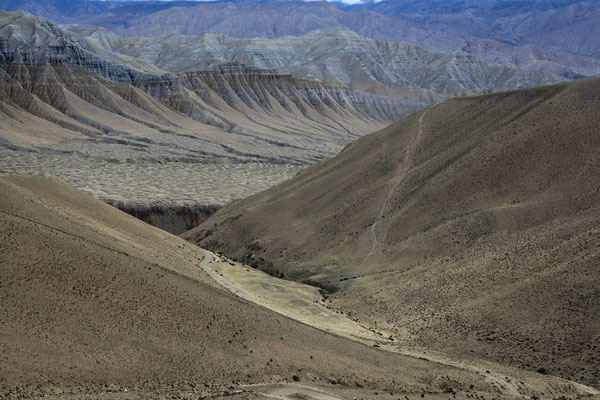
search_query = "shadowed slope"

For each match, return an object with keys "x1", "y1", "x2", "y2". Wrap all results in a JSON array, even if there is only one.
[{"x1": 184, "y1": 78, "x2": 600, "y2": 387}]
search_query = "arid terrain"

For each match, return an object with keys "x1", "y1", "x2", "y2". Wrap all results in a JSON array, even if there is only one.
[
  {"x1": 1, "y1": 173, "x2": 598, "y2": 399},
  {"x1": 4, "y1": 0, "x2": 600, "y2": 80},
  {"x1": 0, "y1": 11, "x2": 415, "y2": 231},
  {"x1": 0, "y1": 152, "x2": 304, "y2": 233},
  {"x1": 0, "y1": 174, "x2": 557, "y2": 399},
  {"x1": 0, "y1": 10, "x2": 573, "y2": 233},
  {"x1": 81, "y1": 26, "x2": 564, "y2": 99},
  {"x1": 1, "y1": 1, "x2": 599, "y2": 398},
  {"x1": 185, "y1": 77, "x2": 600, "y2": 389}
]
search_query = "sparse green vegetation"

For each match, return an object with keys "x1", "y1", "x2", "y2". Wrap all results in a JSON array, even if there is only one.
[{"x1": 301, "y1": 280, "x2": 341, "y2": 296}]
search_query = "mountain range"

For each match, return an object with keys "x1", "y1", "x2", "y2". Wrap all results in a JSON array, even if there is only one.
[
  {"x1": 0, "y1": 9, "x2": 566, "y2": 233},
  {"x1": 82, "y1": 25, "x2": 563, "y2": 98},
  {"x1": 3, "y1": 0, "x2": 599, "y2": 80},
  {"x1": 2, "y1": 0, "x2": 600, "y2": 398}
]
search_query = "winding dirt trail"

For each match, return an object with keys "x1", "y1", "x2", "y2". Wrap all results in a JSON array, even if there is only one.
[
  {"x1": 197, "y1": 249, "x2": 599, "y2": 399},
  {"x1": 198, "y1": 249, "x2": 382, "y2": 341},
  {"x1": 365, "y1": 105, "x2": 434, "y2": 261}
]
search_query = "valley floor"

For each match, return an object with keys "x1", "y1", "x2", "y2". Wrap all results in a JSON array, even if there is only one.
[
  {"x1": 196, "y1": 250, "x2": 600, "y2": 400},
  {"x1": 0, "y1": 148, "x2": 303, "y2": 216},
  {"x1": 2, "y1": 173, "x2": 599, "y2": 400},
  {"x1": 4, "y1": 382, "x2": 529, "y2": 400}
]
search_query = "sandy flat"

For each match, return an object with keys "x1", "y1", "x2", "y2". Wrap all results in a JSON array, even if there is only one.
[{"x1": 0, "y1": 149, "x2": 304, "y2": 208}]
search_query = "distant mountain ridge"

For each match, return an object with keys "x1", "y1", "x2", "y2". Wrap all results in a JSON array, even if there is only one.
[
  {"x1": 82, "y1": 25, "x2": 564, "y2": 100},
  {"x1": 119, "y1": 0, "x2": 600, "y2": 78},
  {"x1": 2, "y1": 0, "x2": 597, "y2": 80}
]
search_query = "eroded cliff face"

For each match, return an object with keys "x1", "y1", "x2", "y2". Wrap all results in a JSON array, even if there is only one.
[
  {"x1": 0, "y1": 11, "x2": 422, "y2": 232},
  {"x1": 112, "y1": 203, "x2": 220, "y2": 235},
  {"x1": 178, "y1": 65, "x2": 414, "y2": 125},
  {"x1": 0, "y1": 13, "x2": 419, "y2": 163}
]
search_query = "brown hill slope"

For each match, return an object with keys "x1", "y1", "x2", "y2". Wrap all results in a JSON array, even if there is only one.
[
  {"x1": 0, "y1": 173, "x2": 509, "y2": 398},
  {"x1": 184, "y1": 78, "x2": 600, "y2": 387}
]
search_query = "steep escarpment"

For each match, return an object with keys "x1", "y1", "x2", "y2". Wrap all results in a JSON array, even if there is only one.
[
  {"x1": 112, "y1": 202, "x2": 219, "y2": 235},
  {"x1": 184, "y1": 78, "x2": 600, "y2": 387},
  {"x1": 180, "y1": 63, "x2": 412, "y2": 124}
]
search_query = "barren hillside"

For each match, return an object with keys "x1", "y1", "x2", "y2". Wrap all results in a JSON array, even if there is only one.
[
  {"x1": 0, "y1": 173, "x2": 511, "y2": 399},
  {"x1": 185, "y1": 78, "x2": 600, "y2": 387}
]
